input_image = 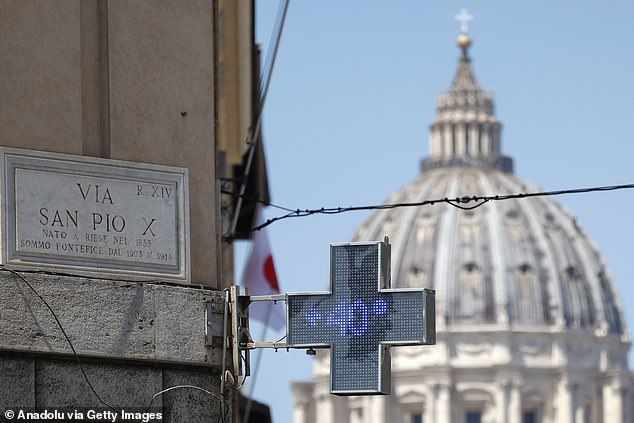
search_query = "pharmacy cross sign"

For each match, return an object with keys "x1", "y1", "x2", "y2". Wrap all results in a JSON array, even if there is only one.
[{"x1": 286, "y1": 238, "x2": 435, "y2": 395}]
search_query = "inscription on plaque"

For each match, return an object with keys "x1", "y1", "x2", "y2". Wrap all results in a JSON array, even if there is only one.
[{"x1": 1, "y1": 148, "x2": 190, "y2": 282}]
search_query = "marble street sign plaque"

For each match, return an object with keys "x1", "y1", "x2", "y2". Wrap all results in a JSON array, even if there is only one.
[{"x1": 0, "y1": 148, "x2": 190, "y2": 282}]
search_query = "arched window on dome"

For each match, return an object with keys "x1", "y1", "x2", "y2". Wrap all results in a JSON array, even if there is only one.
[
  {"x1": 513, "y1": 263, "x2": 543, "y2": 325},
  {"x1": 561, "y1": 266, "x2": 596, "y2": 329},
  {"x1": 416, "y1": 213, "x2": 436, "y2": 244},
  {"x1": 457, "y1": 262, "x2": 487, "y2": 323},
  {"x1": 597, "y1": 270, "x2": 623, "y2": 334},
  {"x1": 406, "y1": 264, "x2": 428, "y2": 288}
]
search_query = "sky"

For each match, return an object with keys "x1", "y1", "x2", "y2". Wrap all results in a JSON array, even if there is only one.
[{"x1": 235, "y1": 2, "x2": 634, "y2": 423}]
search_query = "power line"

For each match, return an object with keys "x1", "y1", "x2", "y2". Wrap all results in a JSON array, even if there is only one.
[
  {"x1": 228, "y1": 0, "x2": 291, "y2": 238},
  {"x1": 225, "y1": 182, "x2": 634, "y2": 236},
  {"x1": 221, "y1": 189, "x2": 295, "y2": 213}
]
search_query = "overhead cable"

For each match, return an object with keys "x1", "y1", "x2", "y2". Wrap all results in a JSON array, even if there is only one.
[
  {"x1": 228, "y1": 0, "x2": 291, "y2": 238},
  {"x1": 224, "y1": 182, "x2": 634, "y2": 237}
]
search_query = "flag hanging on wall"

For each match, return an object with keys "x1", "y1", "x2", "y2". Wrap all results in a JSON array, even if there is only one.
[{"x1": 242, "y1": 208, "x2": 286, "y2": 331}]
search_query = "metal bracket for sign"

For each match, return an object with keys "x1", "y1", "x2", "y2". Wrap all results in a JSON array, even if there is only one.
[
  {"x1": 225, "y1": 286, "x2": 287, "y2": 377},
  {"x1": 228, "y1": 287, "x2": 290, "y2": 379},
  {"x1": 240, "y1": 293, "x2": 290, "y2": 350}
]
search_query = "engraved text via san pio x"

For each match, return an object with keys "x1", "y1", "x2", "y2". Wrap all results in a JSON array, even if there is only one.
[{"x1": 18, "y1": 181, "x2": 176, "y2": 265}]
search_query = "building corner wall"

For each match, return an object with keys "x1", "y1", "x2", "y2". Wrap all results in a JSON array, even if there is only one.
[{"x1": 0, "y1": 271, "x2": 229, "y2": 422}]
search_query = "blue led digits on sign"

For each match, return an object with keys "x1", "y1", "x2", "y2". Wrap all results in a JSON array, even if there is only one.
[
  {"x1": 303, "y1": 299, "x2": 384, "y2": 336},
  {"x1": 349, "y1": 300, "x2": 368, "y2": 336},
  {"x1": 305, "y1": 307, "x2": 321, "y2": 325},
  {"x1": 327, "y1": 303, "x2": 348, "y2": 336},
  {"x1": 373, "y1": 298, "x2": 388, "y2": 315}
]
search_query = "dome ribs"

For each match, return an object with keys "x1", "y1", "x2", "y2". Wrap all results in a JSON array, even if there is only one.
[{"x1": 354, "y1": 168, "x2": 627, "y2": 336}]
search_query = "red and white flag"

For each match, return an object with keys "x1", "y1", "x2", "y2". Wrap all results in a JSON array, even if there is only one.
[{"x1": 242, "y1": 209, "x2": 286, "y2": 331}]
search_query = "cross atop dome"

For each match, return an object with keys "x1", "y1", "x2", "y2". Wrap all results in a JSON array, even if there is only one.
[
  {"x1": 455, "y1": 8, "x2": 473, "y2": 34},
  {"x1": 455, "y1": 9, "x2": 473, "y2": 59}
]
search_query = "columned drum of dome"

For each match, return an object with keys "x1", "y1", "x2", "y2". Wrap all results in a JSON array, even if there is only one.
[{"x1": 292, "y1": 16, "x2": 631, "y2": 423}]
